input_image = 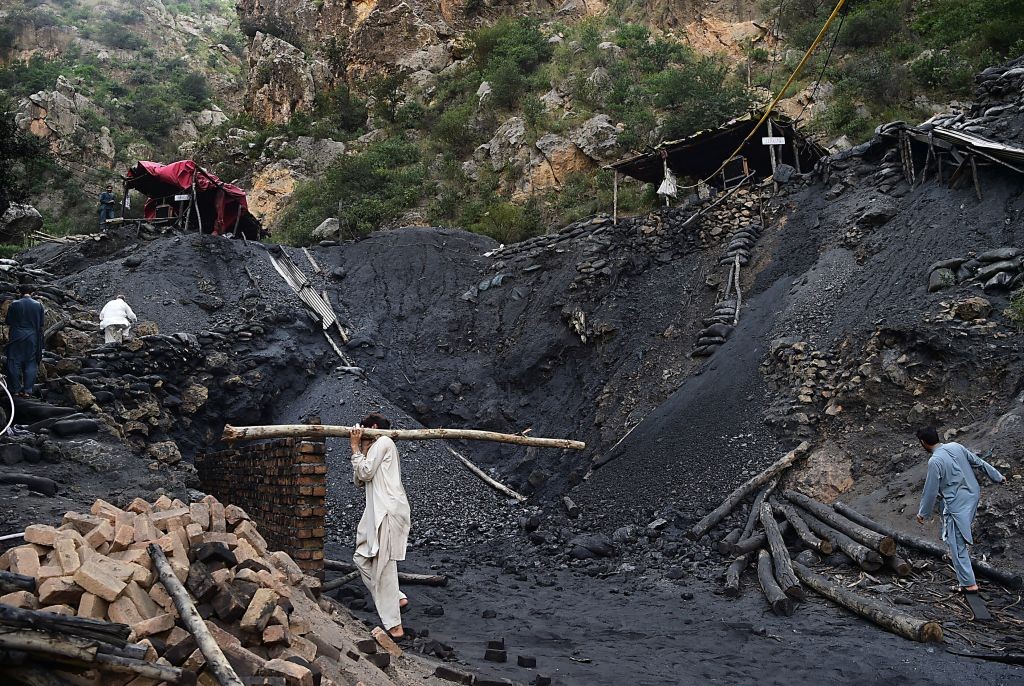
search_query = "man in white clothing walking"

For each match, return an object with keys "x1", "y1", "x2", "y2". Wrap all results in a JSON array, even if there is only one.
[
  {"x1": 99, "y1": 295, "x2": 137, "y2": 344},
  {"x1": 351, "y1": 413, "x2": 411, "y2": 640}
]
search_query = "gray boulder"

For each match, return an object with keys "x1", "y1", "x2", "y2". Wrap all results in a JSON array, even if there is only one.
[
  {"x1": 0, "y1": 204, "x2": 43, "y2": 240},
  {"x1": 311, "y1": 217, "x2": 340, "y2": 241},
  {"x1": 928, "y1": 268, "x2": 955, "y2": 292},
  {"x1": 570, "y1": 114, "x2": 619, "y2": 162}
]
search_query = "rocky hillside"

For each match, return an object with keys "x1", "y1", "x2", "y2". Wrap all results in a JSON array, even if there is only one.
[{"x1": 0, "y1": 0, "x2": 245, "y2": 233}]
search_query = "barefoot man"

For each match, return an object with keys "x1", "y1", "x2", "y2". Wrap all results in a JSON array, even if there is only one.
[
  {"x1": 915, "y1": 426, "x2": 1005, "y2": 593},
  {"x1": 351, "y1": 413, "x2": 411, "y2": 639}
]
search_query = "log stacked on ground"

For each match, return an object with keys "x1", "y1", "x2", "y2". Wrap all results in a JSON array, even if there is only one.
[
  {"x1": 757, "y1": 550, "x2": 796, "y2": 616},
  {"x1": 772, "y1": 500, "x2": 833, "y2": 554},
  {"x1": 793, "y1": 562, "x2": 943, "y2": 643},
  {"x1": 0, "y1": 495, "x2": 387, "y2": 686},
  {"x1": 833, "y1": 501, "x2": 1023, "y2": 590},
  {"x1": 785, "y1": 502, "x2": 883, "y2": 572},
  {"x1": 782, "y1": 490, "x2": 895, "y2": 555},
  {"x1": 759, "y1": 502, "x2": 803, "y2": 599},
  {"x1": 687, "y1": 442, "x2": 809, "y2": 540}
]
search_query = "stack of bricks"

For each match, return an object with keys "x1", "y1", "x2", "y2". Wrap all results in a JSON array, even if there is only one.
[
  {"x1": 196, "y1": 438, "x2": 327, "y2": 577},
  {"x1": 0, "y1": 495, "x2": 333, "y2": 686}
]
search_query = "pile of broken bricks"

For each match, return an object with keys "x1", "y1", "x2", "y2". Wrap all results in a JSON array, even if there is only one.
[{"x1": 0, "y1": 495, "x2": 414, "y2": 685}]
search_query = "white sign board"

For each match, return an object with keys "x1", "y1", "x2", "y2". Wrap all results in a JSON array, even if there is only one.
[
  {"x1": 174, "y1": 194, "x2": 191, "y2": 201},
  {"x1": 761, "y1": 136, "x2": 786, "y2": 146}
]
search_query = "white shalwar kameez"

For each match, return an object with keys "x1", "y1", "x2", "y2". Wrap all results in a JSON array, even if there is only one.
[{"x1": 352, "y1": 435, "x2": 411, "y2": 629}]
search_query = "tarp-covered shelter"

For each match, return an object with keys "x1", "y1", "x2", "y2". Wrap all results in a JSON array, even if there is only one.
[
  {"x1": 608, "y1": 112, "x2": 826, "y2": 187},
  {"x1": 124, "y1": 160, "x2": 263, "y2": 239}
]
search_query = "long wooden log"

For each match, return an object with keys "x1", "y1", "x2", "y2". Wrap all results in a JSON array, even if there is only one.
[
  {"x1": 757, "y1": 549, "x2": 796, "y2": 616},
  {"x1": 324, "y1": 560, "x2": 449, "y2": 586},
  {"x1": 772, "y1": 500, "x2": 833, "y2": 554},
  {"x1": 0, "y1": 629, "x2": 97, "y2": 661},
  {"x1": 322, "y1": 571, "x2": 359, "y2": 592},
  {"x1": 789, "y1": 506, "x2": 883, "y2": 572},
  {"x1": 93, "y1": 652, "x2": 192, "y2": 684},
  {"x1": 687, "y1": 442, "x2": 809, "y2": 540},
  {"x1": 148, "y1": 545, "x2": 243, "y2": 686},
  {"x1": 793, "y1": 562, "x2": 943, "y2": 642},
  {"x1": 446, "y1": 446, "x2": 526, "y2": 502},
  {"x1": 222, "y1": 424, "x2": 585, "y2": 450},
  {"x1": 759, "y1": 502, "x2": 803, "y2": 598},
  {"x1": 0, "y1": 570, "x2": 36, "y2": 594},
  {"x1": 783, "y1": 490, "x2": 895, "y2": 556},
  {"x1": 732, "y1": 521, "x2": 791, "y2": 556},
  {"x1": 0, "y1": 604, "x2": 129, "y2": 645},
  {"x1": 721, "y1": 479, "x2": 777, "y2": 554},
  {"x1": 833, "y1": 501, "x2": 1023, "y2": 590},
  {"x1": 724, "y1": 552, "x2": 754, "y2": 598}
]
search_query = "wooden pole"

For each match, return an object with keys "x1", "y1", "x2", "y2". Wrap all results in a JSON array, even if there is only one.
[
  {"x1": 757, "y1": 549, "x2": 796, "y2": 616},
  {"x1": 321, "y1": 571, "x2": 359, "y2": 592},
  {"x1": 767, "y1": 119, "x2": 779, "y2": 193},
  {"x1": 732, "y1": 521, "x2": 791, "y2": 556},
  {"x1": 772, "y1": 500, "x2": 833, "y2": 554},
  {"x1": 612, "y1": 171, "x2": 619, "y2": 226},
  {"x1": 222, "y1": 423, "x2": 585, "y2": 450},
  {"x1": 970, "y1": 154, "x2": 982, "y2": 201},
  {"x1": 447, "y1": 446, "x2": 526, "y2": 502},
  {"x1": 0, "y1": 570, "x2": 36, "y2": 594},
  {"x1": 782, "y1": 490, "x2": 895, "y2": 555},
  {"x1": 759, "y1": 501, "x2": 802, "y2": 598},
  {"x1": 724, "y1": 552, "x2": 754, "y2": 598},
  {"x1": 786, "y1": 503, "x2": 882, "y2": 571},
  {"x1": 832, "y1": 501, "x2": 1023, "y2": 590},
  {"x1": 324, "y1": 561, "x2": 448, "y2": 587},
  {"x1": 793, "y1": 562, "x2": 943, "y2": 642},
  {"x1": 887, "y1": 555, "x2": 911, "y2": 577},
  {"x1": 686, "y1": 442, "x2": 809, "y2": 540},
  {"x1": 791, "y1": 135, "x2": 802, "y2": 174},
  {"x1": 732, "y1": 253, "x2": 742, "y2": 327},
  {"x1": 148, "y1": 545, "x2": 243, "y2": 686}
]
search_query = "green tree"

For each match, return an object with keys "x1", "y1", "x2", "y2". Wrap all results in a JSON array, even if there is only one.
[{"x1": 0, "y1": 98, "x2": 48, "y2": 216}]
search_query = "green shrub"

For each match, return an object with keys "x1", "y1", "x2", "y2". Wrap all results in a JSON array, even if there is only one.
[
  {"x1": 394, "y1": 101, "x2": 427, "y2": 129},
  {"x1": 838, "y1": 0, "x2": 904, "y2": 49},
  {"x1": 315, "y1": 84, "x2": 367, "y2": 136},
  {"x1": 469, "y1": 201, "x2": 543, "y2": 244},
  {"x1": 647, "y1": 57, "x2": 752, "y2": 140},
  {"x1": 910, "y1": 51, "x2": 974, "y2": 93},
  {"x1": 99, "y1": 22, "x2": 146, "y2": 50},
  {"x1": 1007, "y1": 290, "x2": 1024, "y2": 330},
  {"x1": 472, "y1": 18, "x2": 552, "y2": 108},
  {"x1": 277, "y1": 137, "x2": 426, "y2": 244},
  {"x1": 0, "y1": 245, "x2": 21, "y2": 259},
  {"x1": 915, "y1": 0, "x2": 1024, "y2": 57},
  {"x1": 178, "y1": 71, "x2": 211, "y2": 111}
]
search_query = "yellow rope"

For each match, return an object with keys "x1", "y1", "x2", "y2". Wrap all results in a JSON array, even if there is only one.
[{"x1": 684, "y1": 0, "x2": 849, "y2": 188}]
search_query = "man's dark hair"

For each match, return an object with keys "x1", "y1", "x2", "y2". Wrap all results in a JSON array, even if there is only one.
[
  {"x1": 18, "y1": 284, "x2": 35, "y2": 295},
  {"x1": 361, "y1": 413, "x2": 391, "y2": 430},
  {"x1": 916, "y1": 426, "x2": 940, "y2": 446}
]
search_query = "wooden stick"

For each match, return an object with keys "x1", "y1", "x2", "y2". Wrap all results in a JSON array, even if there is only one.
[
  {"x1": 446, "y1": 446, "x2": 527, "y2": 502},
  {"x1": 793, "y1": 562, "x2": 943, "y2": 642},
  {"x1": 686, "y1": 443, "x2": 809, "y2": 540},
  {"x1": 0, "y1": 629, "x2": 98, "y2": 661},
  {"x1": 222, "y1": 423, "x2": 585, "y2": 450},
  {"x1": 786, "y1": 503, "x2": 882, "y2": 572},
  {"x1": 782, "y1": 490, "x2": 895, "y2": 555},
  {"x1": 148, "y1": 545, "x2": 243, "y2": 686},
  {"x1": 757, "y1": 549, "x2": 796, "y2": 616},
  {"x1": 612, "y1": 171, "x2": 618, "y2": 226},
  {"x1": 321, "y1": 571, "x2": 359, "y2": 592},
  {"x1": 0, "y1": 604, "x2": 129, "y2": 645},
  {"x1": 887, "y1": 555, "x2": 911, "y2": 577},
  {"x1": 719, "y1": 528, "x2": 743, "y2": 555},
  {"x1": 93, "y1": 653, "x2": 191, "y2": 683},
  {"x1": 772, "y1": 500, "x2": 833, "y2": 554},
  {"x1": 724, "y1": 552, "x2": 754, "y2": 598},
  {"x1": 301, "y1": 247, "x2": 323, "y2": 274},
  {"x1": 0, "y1": 570, "x2": 36, "y2": 594},
  {"x1": 732, "y1": 253, "x2": 742, "y2": 326},
  {"x1": 759, "y1": 502, "x2": 802, "y2": 598},
  {"x1": 832, "y1": 501, "x2": 1023, "y2": 590},
  {"x1": 732, "y1": 521, "x2": 791, "y2": 556},
  {"x1": 324, "y1": 560, "x2": 448, "y2": 586}
]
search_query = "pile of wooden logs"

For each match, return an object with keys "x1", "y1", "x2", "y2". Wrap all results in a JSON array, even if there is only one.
[
  {"x1": 0, "y1": 495, "x2": 363, "y2": 685},
  {"x1": 701, "y1": 443, "x2": 956, "y2": 643}
]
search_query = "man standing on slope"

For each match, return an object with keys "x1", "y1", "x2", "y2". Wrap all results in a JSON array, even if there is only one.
[
  {"x1": 915, "y1": 426, "x2": 1005, "y2": 593},
  {"x1": 98, "y1": 185, "x2": 117, "y2": 230},
  {"x1": 351, "y1": 413, "x2": 411, "y2": 640},
  {"x1": 99, "y1": 295, "x2": 137, "y2": 344},
  {"x1": 5, "y1": 284, "x2": 44, "y2": 397}
]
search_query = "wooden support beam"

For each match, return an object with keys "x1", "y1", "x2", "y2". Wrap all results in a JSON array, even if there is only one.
[
  {"x1": 793, "y1": 562, "x2": 943, "y2": 643},
  {"x1": 757, "y1": 549, "x2": 796, "y2": 616},
  {"x1": 772, "y1": 499, "x2": 833, "y2": 554},
  {"x1": 785, "y1": 502, "x2": 882, "y2": 572},
  {"x1": 612, "y1": 171, "x2": 619, "y2": 226},
  {"x1": 222, "y1": 423, "x2": 584, "y2": 450},
  {"x1": 782, "y1": 490, "x2": 895, "y2": 555},
  {"x1": 970, "y1": 154, "x2": 982, "y2": 201},
  {"x1": 759, "y1": 502, "x2": 802, "y2": 598},
  {"x1": 148, "y1": 545, "x2": 243, "y2": 686},
  {"x1": 832, "y1": 501, "x2": 1023, "y2": 590},
  {"x1": 686, "y1": 443, "x2": 809, "y2": 541}
]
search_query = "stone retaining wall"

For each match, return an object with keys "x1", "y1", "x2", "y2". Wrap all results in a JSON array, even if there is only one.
[{"x1": 196, "y1": 437, "x2": 327, "y2": 576}]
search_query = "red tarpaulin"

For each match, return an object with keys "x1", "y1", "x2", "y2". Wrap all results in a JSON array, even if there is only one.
[{"x1": 124, "y1": 160, "x2": 262, "y2": 239}]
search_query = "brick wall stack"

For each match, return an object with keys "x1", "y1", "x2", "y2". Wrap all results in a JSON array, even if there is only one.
[{"x1": 195, "y1": 438, "x2": 327, "y2": 577}]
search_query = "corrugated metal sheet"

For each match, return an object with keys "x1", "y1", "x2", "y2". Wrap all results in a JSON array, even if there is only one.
[{"x1": 268, "y1": 249, "x2": 337, "y2": 330}]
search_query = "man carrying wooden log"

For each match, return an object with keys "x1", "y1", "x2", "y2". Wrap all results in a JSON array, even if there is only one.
[
  {"x1": 915, "y1": 426, "x2": 1005, "y2": 593},
  {"x1": 351, "y1": 413, "x2": 412, "y2": 641}
]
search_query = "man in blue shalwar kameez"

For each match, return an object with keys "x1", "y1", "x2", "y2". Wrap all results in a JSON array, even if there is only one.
[
  {"x1": 915, "y1": 426, "x2": 1005, "y2": 592},
  {"x1": 5, "y1": 284, "x2": 45, "y2": 397}
]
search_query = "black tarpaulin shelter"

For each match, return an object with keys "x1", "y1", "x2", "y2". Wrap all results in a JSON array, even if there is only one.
[{"x1": 607, "y1": 112, "x2": 826, "y2": 186}]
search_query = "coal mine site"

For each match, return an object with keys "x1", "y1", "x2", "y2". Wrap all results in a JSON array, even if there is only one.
[{"x1": 5, "y1": 43, "x2": 1024, "y2": 686}]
